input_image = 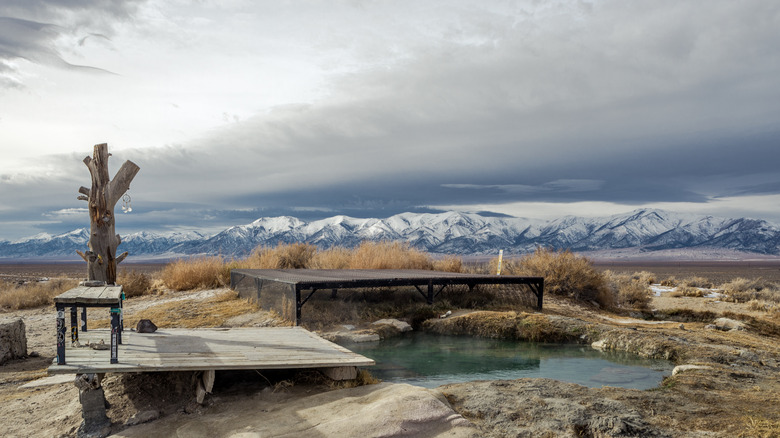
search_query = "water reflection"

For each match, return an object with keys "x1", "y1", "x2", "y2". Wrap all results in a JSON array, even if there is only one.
[{"x1": 341, "y1": 333, "x2": 672, "y2": 390}]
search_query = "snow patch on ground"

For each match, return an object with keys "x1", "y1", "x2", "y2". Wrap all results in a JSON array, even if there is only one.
[{"x1": 649, "y1": 284, "x2": 723, "y2": 298}]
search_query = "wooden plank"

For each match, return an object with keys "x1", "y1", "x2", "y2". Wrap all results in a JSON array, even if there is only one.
[
  {"x1": 54, "y1": 285, "x2": 122, "y2": 305},
  {"x1": 49, "y1": 327, "x2": 374, "y2": 375}
]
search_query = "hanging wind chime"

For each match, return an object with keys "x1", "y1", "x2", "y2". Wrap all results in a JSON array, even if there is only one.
[{"x1": 121, "y1": 192, "x2": 132, "y2": 213}]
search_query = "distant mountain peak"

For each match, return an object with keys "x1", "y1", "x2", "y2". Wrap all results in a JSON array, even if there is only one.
[{"x1": 1, "y1": 209, "x2": 779, "y2": 260}]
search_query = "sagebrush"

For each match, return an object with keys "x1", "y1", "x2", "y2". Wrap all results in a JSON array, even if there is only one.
[{"x1": 508, "y1": 248, "x2": 614, "y2": 308}]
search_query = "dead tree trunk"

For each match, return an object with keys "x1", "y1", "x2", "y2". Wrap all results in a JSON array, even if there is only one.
[{"x1": 76, "y1": 143, "x2": 140, "y2": 285}]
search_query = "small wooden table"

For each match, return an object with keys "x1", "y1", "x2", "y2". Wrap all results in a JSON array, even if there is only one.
[{"x1": 54, "y1": 285, "x2": 124, "y2": 365}]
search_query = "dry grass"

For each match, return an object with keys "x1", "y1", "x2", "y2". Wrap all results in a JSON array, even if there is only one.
[
  {"x1": 746, "y1": 299, "x2": 780, "y2": 314},
  {"x1": 310, "y1": 246, "x2": 352, "y2": 269},
  {"x1": 92, "y1": 290, "x2": 259, "y2": 329},
  {"x1": 117, "y1": 269, "x2": 153, "y2": 298},
  {"x1": 237, "y1": 241, "x2": 443, "y2": 271},
  {"x1": 432, "y1": 255, "x2": 464, "y2": 273},
  {"x1": 506, "y1": 248, "x2": 613, "y2": 308},
  {"x1": 673, "y1": 285, "x2": 707, "y2": 298},
  {"x1": 161, "y1": 256, "x2": 231, "y2": 291},
  {"x1": 602, "y1": 271, "x2": 652, "y2": 310},
  {"x1": 347, "y1": 241, "x2": 433, "y2": 270},
  {"x1": 241, "y1": 243, "x2": 317, "y2": 269},
  {"x1": 630, "y1": 271, "x2": 656, "y2": 285},
  {"x1": 738, "y1": 416, "x2": 780, "y2": 438},
  {"x1": 682, "y1": 276, "x2": 714, "y2": 289},
  {"x1": 0, "y1": 278, "x2": 78, "y2": 310},
  {"x1": 721, "y1": 277, "x2": 780, "y2": 304},
  {"x1": 617, "y1": 281, "x2": 652, "y2": 310}
]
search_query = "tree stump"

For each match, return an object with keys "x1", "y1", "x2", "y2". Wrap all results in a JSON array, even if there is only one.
[
  {"x1": 76, "y1": 143, "x2": 139, "y2": 285},
  {"x1": 0, "y1": 317, "x2": 27, "y2": 364}
]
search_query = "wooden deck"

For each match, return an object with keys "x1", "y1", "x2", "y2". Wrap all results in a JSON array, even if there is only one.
[{"x1": 48, "y1": 327, "x2": 374, "y2": 375}]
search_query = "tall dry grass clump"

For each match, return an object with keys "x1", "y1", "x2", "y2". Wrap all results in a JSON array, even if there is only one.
[
  {"x1": 161, "y1": 256, "x2": 229, "y2": 291},
  {"x1": 346, "y1": 241, "x2": 434, "y2": 270},
  {"x1": 510, "y1": 248, "x2": 613, "y2": 308},
  {"x1": 242, "y1": 243, "x2": 317, "y2": 269},
  {"x1": 117, "y1": 269, "x2": 153, "y2": 297},
  {"x1": 432, "y1": 255, "x2": 463, "y2": 273},
  {"x1": 309, "y1": 246, "x2": 352, "y2": 269},
  {"x1": 0, "y1": 278, "x2": 78, "y2": 310}
]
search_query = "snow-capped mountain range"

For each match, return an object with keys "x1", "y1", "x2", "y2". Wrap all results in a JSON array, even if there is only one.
[{"x1": 2, "y1": 209, "x2": 780, "y2": 260}]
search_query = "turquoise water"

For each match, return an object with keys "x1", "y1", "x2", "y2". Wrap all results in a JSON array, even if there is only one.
[{"x1": 342, "y1": 333, "x2": 673, "y2": 390}]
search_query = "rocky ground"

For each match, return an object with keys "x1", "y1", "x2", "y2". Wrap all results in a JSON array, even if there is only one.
[{"x1": 0, "y1": 285, "x2": 778, "y2": 437}]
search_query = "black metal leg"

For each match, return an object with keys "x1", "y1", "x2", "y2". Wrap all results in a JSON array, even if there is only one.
[
  {"x1": 537, "y1": 280, "x2": 544, "y2": 310},
  {"x1": 70, "y1": 306, "x2": 78, "y2": 343},
  {"x1": 295, "y1": 286, "x2": 302, "y2": 326},
  {"x1": 81, "y1": 307, "x2": 88, "y2": 332},
  {"x1": 110, "y1": 308, "x2": 120, "y2": 364},
  {"x1": 120, "y1": 290, "x2": 125, "y2": 340},
  {"x1": 56, "y1": 305, "x2": 66, "y2": 365}
]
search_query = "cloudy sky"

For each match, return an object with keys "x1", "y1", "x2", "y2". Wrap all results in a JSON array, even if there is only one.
[{"x1": 1, "y1": 0, "x2": 779, "y2": 241}]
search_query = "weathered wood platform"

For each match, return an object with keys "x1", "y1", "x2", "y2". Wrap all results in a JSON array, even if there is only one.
[
  {"x1": 48, "y1": 327, "x2": 374, "y2": 375},
  {"x1": 54, "y1": 285, "x2": 123, "y2": 306}
]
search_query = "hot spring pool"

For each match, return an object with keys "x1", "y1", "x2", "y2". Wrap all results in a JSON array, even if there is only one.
[{"x1": 341, "y1": 332, "x2": 673, "y2": 390}]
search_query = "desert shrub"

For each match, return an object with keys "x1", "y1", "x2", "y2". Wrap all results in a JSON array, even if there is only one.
[
  {"x1": 117, "y1": 269, "x2": 152, "y2": 297},
  {"x1": 512, "y1": 248, "x2": 612, "y2": 308},
  {"x1": 432, "y1": 255, "x2": 463, "y2": 273},
  {"x1": 161, "y1": 256, "x2": 229, "y2": 291},
  {"x1": 603, "y1": 271, "x2": 651, "y2": 310},
  {"x1": 720, "y1": 278, "x2": 780, "y2": 303},
  {"x1": 675, "y1": 285, "x2": 706, "y2": 298},
  {"x1": 746, "y1": 299, "x2": 779, "y2": 312},
  {"x1": 0, "y1": 278, "x2": 78, "y2": 310},
  {"x1": 630, "y1": 271, "x2": 656, "y2": 285},
  {"x1": 660, "y1": 276, "x2": 678, "y2": 287},
  {"x1": 347, "y1": 241, "x2": 433, "y2": 270},
  {"x1": 683, "y1": 276, "x2": 714, "y2": 289},
  {"x1": 616, "y1": 280, "x2": 651, "y2": 310}
]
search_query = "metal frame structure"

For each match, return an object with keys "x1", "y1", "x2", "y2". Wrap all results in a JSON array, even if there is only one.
[{"x1": 231, "y1": 269, "x2": 544, "y2": 325}]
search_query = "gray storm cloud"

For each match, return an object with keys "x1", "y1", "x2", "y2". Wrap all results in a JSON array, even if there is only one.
[
  {"x1": 1, "y1": 0, "x2": 779, "y2": 239},
  {"x1": 0, "y1": 0, "x2": 144, "y2": 87}
]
